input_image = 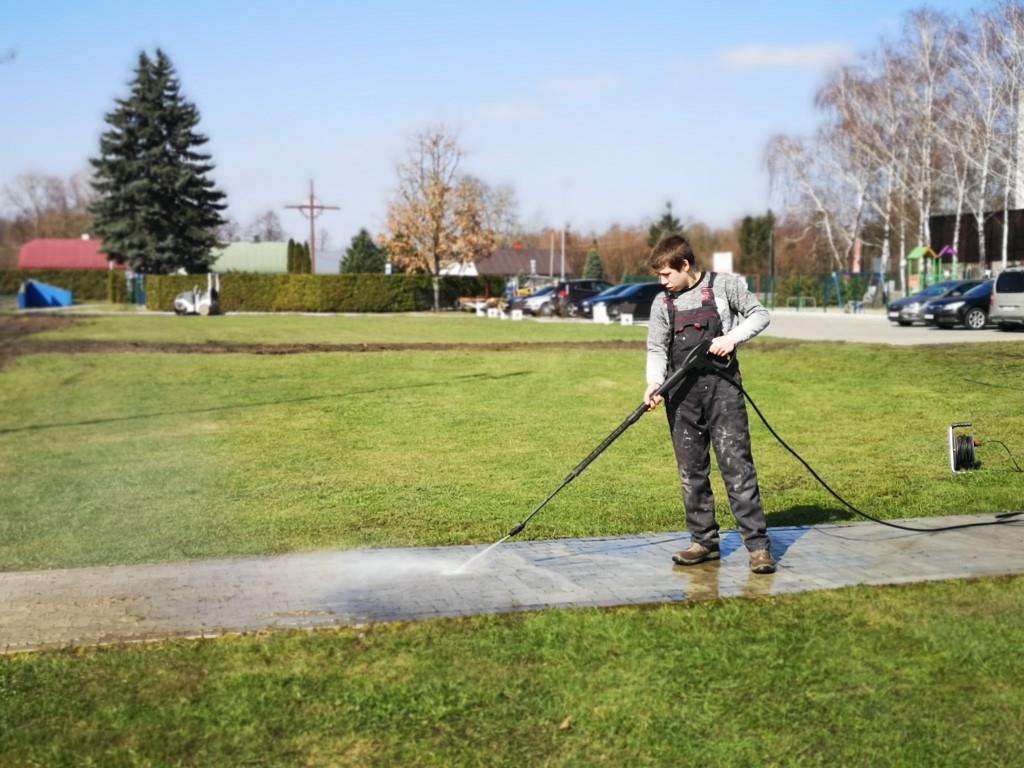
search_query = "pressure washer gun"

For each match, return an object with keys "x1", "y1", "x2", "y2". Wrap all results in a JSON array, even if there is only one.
[{"x1": 507, "y1": 339, "x2": 733, "y2": 538}]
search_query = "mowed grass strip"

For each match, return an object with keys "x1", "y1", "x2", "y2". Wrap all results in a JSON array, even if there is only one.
[
  {"x1": 25, "y1": 312, "x2": 648, "y2": 345},
  {"x1": 2, "y1": 576, "x2": 1023, "y2": 766},
  {"x1": 1, "y1": 335, "x2": 1023, "y2": 571}
]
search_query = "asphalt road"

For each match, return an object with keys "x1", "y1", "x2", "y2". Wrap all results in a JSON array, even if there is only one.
[{"x1": 761, "y1": 309, "x2": 1023, "y2": 345}]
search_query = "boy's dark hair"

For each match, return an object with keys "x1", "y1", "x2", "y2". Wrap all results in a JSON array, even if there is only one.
[{"x1": 649, "y1": 234, "x2": 694, "y2": 271}]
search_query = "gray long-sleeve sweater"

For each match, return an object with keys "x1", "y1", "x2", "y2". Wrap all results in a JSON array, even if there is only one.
[{"x1": 645, "y1": 271, "x2": 770, "y2": 386}]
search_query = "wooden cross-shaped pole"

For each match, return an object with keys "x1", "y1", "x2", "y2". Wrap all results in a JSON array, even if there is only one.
[{"x1": 285, "y1": 180, "x2": 339, "y2": 274}]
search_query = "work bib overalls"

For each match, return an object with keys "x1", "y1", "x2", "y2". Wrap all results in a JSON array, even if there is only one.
[{"x1": 664, "y1": 273, "x2": 769, "y2": 552}]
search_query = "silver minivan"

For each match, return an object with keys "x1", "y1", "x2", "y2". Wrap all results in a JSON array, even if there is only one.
[{"x1": 991, "y1": 267, "x2": 1024, "y2": 330}]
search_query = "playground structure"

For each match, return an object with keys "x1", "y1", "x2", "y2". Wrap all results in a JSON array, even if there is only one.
[
  {"x1": 906, "y1": 245, "x2": 940, "y2": 291},
  {"x1": 766, "y1": 271, "x2": 888, "y2": 311},
  {"x1": 826, "y1": 271, "x2": 888, "y2": 312}
]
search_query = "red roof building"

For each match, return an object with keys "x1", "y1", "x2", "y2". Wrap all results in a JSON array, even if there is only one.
[{"x1": 17, "y1": 238, "x2": 126, "y2": 270}]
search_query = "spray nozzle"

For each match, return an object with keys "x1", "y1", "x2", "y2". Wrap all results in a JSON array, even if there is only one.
[{"x1": 508, "y1": 521, "x2": 526, "y2": 537}]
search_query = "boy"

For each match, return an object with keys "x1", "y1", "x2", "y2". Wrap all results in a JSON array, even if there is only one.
[{"x1": 643, "y1": 235, "x2": 775, "y2": 574}]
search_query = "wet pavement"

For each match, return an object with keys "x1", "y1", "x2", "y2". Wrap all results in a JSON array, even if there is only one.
[{"x1": 2, "y1": 513, "x2": 1022, "y2": 653}]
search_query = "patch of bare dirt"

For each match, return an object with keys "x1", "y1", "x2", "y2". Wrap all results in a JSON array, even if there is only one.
[
  {"x1": 0, "y1": 331, "x2": 644, "y2": 369},
  {"x1": 0, "y1": 314, "x2": 80, "y2": 369},
  {"x1": 0, "y1": 314, "x2": 77, "y2": 339}
]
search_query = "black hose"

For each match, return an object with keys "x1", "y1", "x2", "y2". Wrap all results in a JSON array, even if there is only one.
[
  {"x1": 725, "y1": 375, "x2": 1023, "y2": 533},
  {"x1": 980, "y1": 440, "x2": 1023, "y2": 472}
]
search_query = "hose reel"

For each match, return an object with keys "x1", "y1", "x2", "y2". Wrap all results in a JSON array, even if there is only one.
[{"x1": 949, "y1": 422, "x2": 981, "y2": 473}]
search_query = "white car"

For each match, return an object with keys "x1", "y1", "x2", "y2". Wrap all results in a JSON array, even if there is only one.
[{"x1": 991, "y1": 267, "x2": 1024, "y2": 330}]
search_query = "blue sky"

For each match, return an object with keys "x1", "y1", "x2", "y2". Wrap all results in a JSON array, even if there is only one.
[{"x1": 1, "y1": 1, "x2": 981, "y2": 251}]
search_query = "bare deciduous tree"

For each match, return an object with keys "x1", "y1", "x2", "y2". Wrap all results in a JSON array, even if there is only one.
[
  {"x1": 245, "y1": 209, "x2": 286, "y2": 242},
  {"x1": 3, "y1": 171, "x2": 95, "y2": 241},
  {"x1": 380, "y1": 126, "x2": 498, "y2": 310},
  {"x1": 768, "y1": 3, "x2": 1024, "y2": 286}
]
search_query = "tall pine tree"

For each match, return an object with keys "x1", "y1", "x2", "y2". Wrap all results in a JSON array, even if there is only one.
[
  {"x1": 341, "y1": 229, "x2": 387, "y2": 273},
  {"x1": 90, "y1": 50, "x2": 227, "y2": 273}
]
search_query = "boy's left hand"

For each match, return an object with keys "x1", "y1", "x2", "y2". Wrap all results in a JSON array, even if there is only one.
[{"x1": 709, "y1": 336, "x2": 736, "y2": 357}]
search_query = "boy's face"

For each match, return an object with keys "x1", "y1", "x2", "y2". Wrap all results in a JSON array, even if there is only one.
[{"x1": 655, "y1": 262, "x2": 694, "y2": 292}]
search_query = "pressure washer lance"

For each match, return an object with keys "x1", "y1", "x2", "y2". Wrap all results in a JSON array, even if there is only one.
[{"x1": 506, "y1": 339, "x2": 733, "y2": 539}]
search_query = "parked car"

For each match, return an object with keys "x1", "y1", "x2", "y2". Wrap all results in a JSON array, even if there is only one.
[
  {"x1": 923, "y1": 280, "x2": 993, "y2": 329},
  {"x1": 580, "y1": 284, "x2": 633, "y2": 318},
  {"x1": 990, "y1": 267, "x2": 1024, "y2": 330},
  {"x1": 596, "y1": 282, "x2": 665, "y2": 321},
  {"x1": 508, "y1": 284, "x2": 557, "y2": 315},
  {"x1": 552, "y1": 279, "x2": 613, "y2": 317},
  {"x1": 887, "y1": 279, "x2": 984, "y2": 325}
]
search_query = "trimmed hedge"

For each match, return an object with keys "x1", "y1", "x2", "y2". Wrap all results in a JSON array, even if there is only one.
[
  {"x1": 107, "y1": 271, "x2": 129, "y2": 304},
  {"x1": 0, "y1": 270, "x2": 115, "y2": 302},
  {"x1": 145, "y1": 273, "x2": 508, "y2": 312}
]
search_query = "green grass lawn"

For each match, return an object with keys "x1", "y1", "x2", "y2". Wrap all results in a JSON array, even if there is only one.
[
  {"x1": 1, "y1": 322, "x2": 1022, "y2": 571},
  {"x1": 3, "y1": 315, "x2": 1024, "y2": 765},
  {"x1": 2, "y1": 576, "x2": 1022, "y2": 766}
]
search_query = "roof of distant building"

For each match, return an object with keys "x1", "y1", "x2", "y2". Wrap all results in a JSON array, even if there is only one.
[
  {"x1": 17, "y1": 238, "x2": 126, "y2": 270},
  {"x1": 475, "y1": 247, "x2": 575, "y2": 277},
  {"x1": 210, "y1": 241, "x2": 288, "y2": 273}
]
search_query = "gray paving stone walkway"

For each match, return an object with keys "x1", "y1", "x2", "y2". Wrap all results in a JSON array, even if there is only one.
[{"x1": 2, "y1": 513, "x2": 1022, "y2": 653}]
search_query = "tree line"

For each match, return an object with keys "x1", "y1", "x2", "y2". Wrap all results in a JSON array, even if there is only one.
[
  {"x1": 2, "y1": 48, "x2": 776, "y2": 293},
  {"x1": 768, "y1": 2, "x2": 1024, "y2": 290}
]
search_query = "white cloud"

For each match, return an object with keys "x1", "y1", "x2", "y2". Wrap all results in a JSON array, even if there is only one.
[
  {"x1": 477, "y1": 102, "x2": 541, "y2": 123},
  {"x1": 539, "y1": 74, "x2": 623, "y2": 96},
  {"x1": 717, "y1": 42, "x2": 854, "y2": 72}
]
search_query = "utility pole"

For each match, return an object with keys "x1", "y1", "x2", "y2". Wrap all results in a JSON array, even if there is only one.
[
  {"x1": 285, "y1": 180, "x2": 339, "y2": 274},
  {"x1": 560, "y1": 227, "x2": 566, "y2": 281}
]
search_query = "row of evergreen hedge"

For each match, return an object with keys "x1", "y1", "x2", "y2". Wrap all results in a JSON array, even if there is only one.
[
  {"x1": 145, "y1": 273, "x2": 508, "y2": 312},
  {"x1": 0, "y1": 270, "x2": 122, "y2": 302}
]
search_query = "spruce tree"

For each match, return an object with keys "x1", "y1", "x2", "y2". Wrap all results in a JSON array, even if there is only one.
[
  {"x1": 287, "y1": 238, "x2": 297, "y2": 273},
  {"x1": 647, "y1": 201, "x2": 684, "y2": 248},
  {"x1": 341, "y1": 229, "x2": 387, "y2": 273},
  {"x1": 583, "y1": 240, "x2": 604, "y2": 280},
  {"x1": 90, "y1": 49, "x2": 227, "y2": 273}
]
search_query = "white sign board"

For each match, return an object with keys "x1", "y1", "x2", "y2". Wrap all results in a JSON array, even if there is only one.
[
  {"x1": 620, "y1": 313, "x2": 634, "y2": 326},
  {"x1": 592, "y1": 303, "x2": 611, "y2": 324},
  {"x1": 487, "y1": 308, "x2": 501, "y2": 319},
  {"x1": 712, "y1": 251, "x2": 734, "y2": 273},
  {"x1": 511, "y1": 309, "x2": 524, "y2": 321}
]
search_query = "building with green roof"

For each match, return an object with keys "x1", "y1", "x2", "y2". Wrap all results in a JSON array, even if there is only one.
[{"x1": 210, "y1": 242, "x2": 288, "y2": 273}]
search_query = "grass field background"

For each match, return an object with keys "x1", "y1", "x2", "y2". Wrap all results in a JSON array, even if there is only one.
[
  {"x1": 3, "y1": 313, "x2": 1024, "y2": 765},
  {"x1": 1, "y1": 316, "x2": 1022, "y2": 571}
]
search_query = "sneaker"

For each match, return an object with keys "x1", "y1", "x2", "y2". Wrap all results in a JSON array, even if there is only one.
[
  {"x1": 672, "y1": 542, "x2": 720, "y2": 566},
  {"x1": 749, "y1": 548, "x2": 775, "y2": 574}
]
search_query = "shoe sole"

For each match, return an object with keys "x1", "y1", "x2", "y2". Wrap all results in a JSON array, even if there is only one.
[
  {"x1": 672, "y1": 550, "x2": 721, "y2": 566},
  {"x1": 750, "y1": 562, "x2": 776, "y2": 574}
]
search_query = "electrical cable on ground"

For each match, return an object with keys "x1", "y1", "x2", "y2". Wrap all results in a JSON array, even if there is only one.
[
  {"x1": 729, "y1": 376, "x2": 1024, "y2": 533},
  {"x1": 980, "y1": 440, "x2": 1023, "y2": 472}
]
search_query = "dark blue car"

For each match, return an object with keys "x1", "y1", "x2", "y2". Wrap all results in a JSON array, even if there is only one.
[
  {"x1": 591, "y1": 282, "x2": 664, "y2": 321},
  {"x1": 580, "y1": 284, "x2": 633, "y2": 317}
]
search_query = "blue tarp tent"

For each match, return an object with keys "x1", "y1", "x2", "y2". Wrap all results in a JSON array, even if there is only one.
[{"x1": 17, "y1": 280, "x2": 73, "y2": 309}]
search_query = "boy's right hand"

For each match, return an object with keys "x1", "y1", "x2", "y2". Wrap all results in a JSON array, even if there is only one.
[{"x1": 644, "y1": 383, "x2": 663, "y2": 411}]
